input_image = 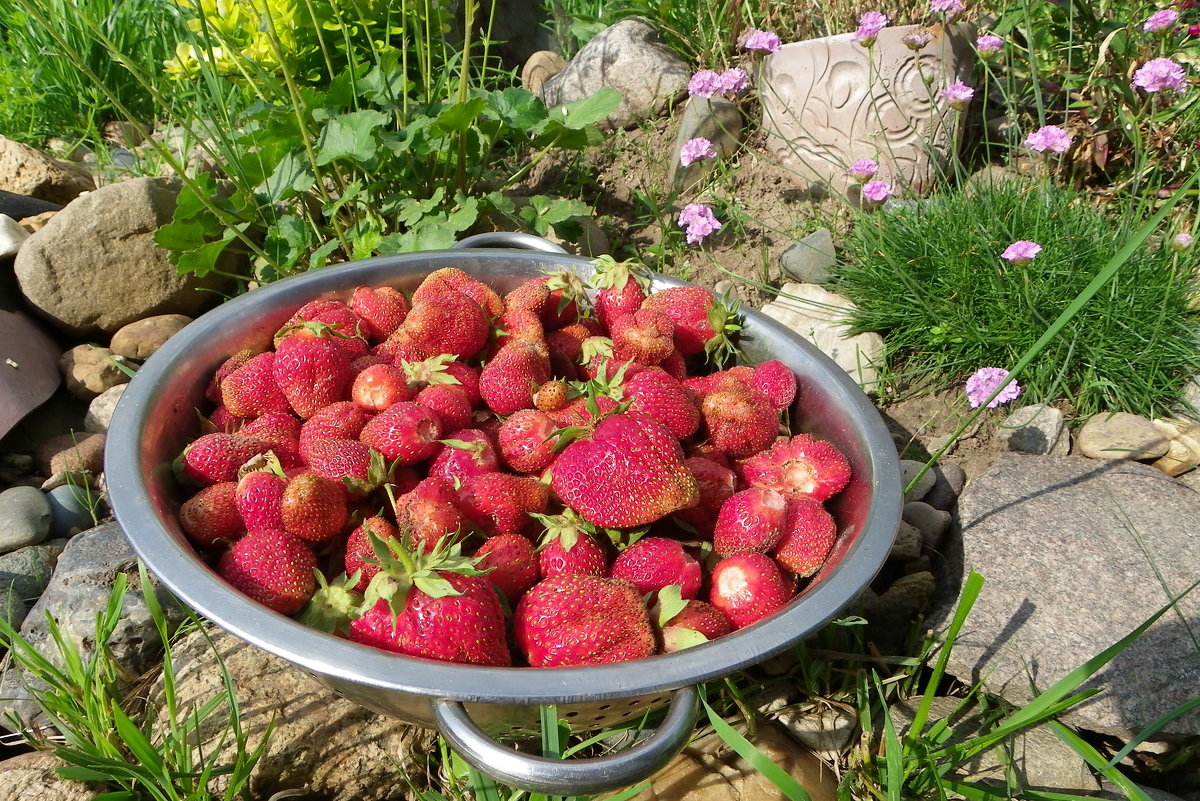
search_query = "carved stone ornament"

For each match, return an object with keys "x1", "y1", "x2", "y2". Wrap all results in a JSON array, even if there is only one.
[{"x1": 758, "y1": 23, "x2": 976, "y2": 203}]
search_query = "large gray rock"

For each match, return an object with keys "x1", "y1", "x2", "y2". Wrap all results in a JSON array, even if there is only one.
[
  {"x1": 0, "y1": 522, "x2": 186, "y2": 729},
  {"x1": 0, "y1": 751, "x2": 106, "y2": 801},
  {"x1": 780, "y1": 228, "x2": 837, "y2": 285},
  {"x1": 0, "y1": 487, "x2": 51, "y2": 554},
  {"x1": 0, "y1": 310, "x2": 62, "y2": 440},
  {"x1": 0, "y1": 542, "x2": 63, "y2": 600},
  {"x1": 930, "y1": 454, "x2": 1200, "y2": 737},
  {"x1": 149, "y1": 626, "x2": 439, "y2": 801},
  {"x1": 14, "y1": 177, "x2": 232, "y2": 338},
  {"x1": 668, "y1": 95, "x2": 744, "y2": 191},
  {"x1": 540, "y1": 18, "x2": 691, "y2": 130},
  {"x1": 0, "y1": 136, "x2": 94, "y2": 205}
]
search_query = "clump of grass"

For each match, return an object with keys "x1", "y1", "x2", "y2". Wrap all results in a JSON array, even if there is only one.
[{"x1": 833, "y1": 178, "x2": 1200, "y2": 419}]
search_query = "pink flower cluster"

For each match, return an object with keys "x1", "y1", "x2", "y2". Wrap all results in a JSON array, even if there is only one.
[
  {"x1": 852, "y1": 11, "x2": 889, "y2": 46},
  {"x1": 861, "y1": 179, "x2": 893, "y2": 204},
  {"x1": 941, "y1": 81, "x2": 975, "y2": 110},
  {"x1": 679, "y1": 137, "x2": 717, "y2": 166},
  {"x1": 930, "y1": 0, "x2": 966, "y2": 18},
  {"x1": 1172, "y1": 232, "x2": 1194, "y2": 252},
  {"x1": 1024, "y1": 124, "x2": 1072, "y2": 153},
  {"x1": 975, "y1": 34, "x2": 1003, "y2": 57},
  {"x1": 1000, "y1": 240, "x2": 1042, "y2": 265},
  {"x1": 1132, "y1": 57, "x2": 1187, "y2": 93},
  {"x1": 741, "y1": 29, "x2": 783, "y2": 52},
  {"x1": 678, "y1": 203, "x2": 722, "y2": 245},
  {"x1": 688, "y1": 68, "x2": 750, "y2": 98},
  {"x1": 965, "y1": 367, "x2": 1022, "y2": 409},
  {"x1": 846, "y1": 158, "x2": 879, "y2": 183},
  {"x1": 1143, "y1": 8, "x2": 1180, "y2": 31},
  {"x1": 902, "y1": 30, "x2": 932, "y2": 50}
]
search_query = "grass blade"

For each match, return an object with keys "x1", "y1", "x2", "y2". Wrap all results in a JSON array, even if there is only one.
[
  {"x1": 1046, "y1": 720, "x2": 1152, "y2": 801},
  {"x1": 700, "y1": 687, "x2": 813, "y2": 801}
]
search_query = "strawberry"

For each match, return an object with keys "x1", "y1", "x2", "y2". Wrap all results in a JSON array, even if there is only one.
[
  {"x1": 708, "y1": 552, "x2": 795, "y2": 630},
  {"x1": 303, "y1": 438, "x2": 387, "y2": 495},
  {"x1": 280, "y1": 472, "x2": 349, "y2": 543},
  {"x1": 208, "y1": 405, "x2": 247, "y2": 434},
  {"x1": 394, "y1": 477, "x2": 466, "y2": 554},
  {"x1": 750, "y1": 360, "x2": 798, "y2": 410},
  {"x1": 739, "y1": 433, "x2": 852, "y2": 502},
  {"x1": 772, "y1": 497, "x2": 837, "y2": 577},
  {"x1": 489, "y1": 307, "x2": 545, "y2": 356},
  {"x1": 546, "y1": 395, "x2": 620, "y2": 429},
  {"x1": 497, "y1": 408, "x2": 559, "y2": 474},
  {"x1": 221, "y1": 352, "x2": 292, "y2": 418},
  {"x1": 712, "y1": 488, "x2": 788, "y2": 556},
  {"x1": 653, "y1": 586, "x2": 732, "y2": 652},
  {"x1": 533, "y1": 379, "x2": 570, "y2": 412},
  {"x1": 545, "y1": 324, "x2": 592, "y2": 380},
  {"x1": 277, "y1": 299, "x2": 370, "y2": 359},
  {"x1": 179, "y1": 482, "x2": 243, "y2": 548},
  {"x1": 238, "y1": 411, "x2": 303, "y2": 470},
  {"x1": 672, "y1": 456, "x2": 737, "y2": 539},
  {"x1": 348, "y1": 285, "x2": 409, "y2": 341},
  {"x1": 623, "y1": 368, "x2": 701, "y2": 440},
  {"x1": 359, "y1": 401, "x2": 444, "y2": 464},
  {"x1": 273, "y1": 332, "x2": 353, "y2": 419},
  {"x1": 515, "y1": 574, "x2": 656, "y2": 667},
  {"x1": 458, "y1": 473, "x2": 549, "y2": 539},
  {"x1": 373, "y1": 328, "x2": 433, "y2": 364},
  {"x1": 411, "y1": 267, "x2": 505, "y2": 317},
  {"x1": 642, "y1": 286, "x2": 742, "y2": 366},
  {"x1": 698, "y1": 374, "x2": 779, "y2": 458},
  {"x1": 344, "y1": 515, "x2": 400, "y2": 591},
  {"x1": 351, "y1": 362, "x2": 412, "y2": 411},
  {"x1": 550, "y1": 412, "x2": 698, "y2": 528},
  {"x1": 474, "y1": 532, "x2": 540, "y2": 605},
  {"x1": 479, "y1": 339, "x2": 551, "y2": 416},
  {"x1": 609, "y1": 308, "x2": 675, "y2": 365},
  {"x1": 609, "y1": 537, "x2": 702, "y2": 599},
  {"x1": 299, "y1": 401, "x2": 372, "y2": 451},
  {"x1": 503, "y1": 279, "x2": 550, "y2": 317},
  {"x1": 577, "y1": 336, "x2": 621, "y2": 382},
  {"x1": 428, "y1": 429, "x2": 500, "y2": 484},
  {"x1": 235, "y1": 463, "x2": 288, "y2": 534},
  {"x1": 539, "y1": 270, "x2": 587, "y2": 329},
  {"x1": 217, "y1": 529, "x2": 317, "y2": 615},
  {"x1": 533, "y1": 510, "x2": 609, "y2": 578},
  {"x1": 415, "y1": 384, "x2": 473, "y2": 431},
  {"x1": 589, "y1": 256, "x2": 650, "y2": 332},
  {"x1": 403, "y1": 290, "x2": 491, "y2": 360},
  {"x1": 206, "y1": 348, "x2": 256, "y2": 404},
  {"x1": 180, "y1": 433, "x2": 273, "y2": 485}
]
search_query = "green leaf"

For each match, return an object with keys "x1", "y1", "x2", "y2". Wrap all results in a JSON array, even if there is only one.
[
  {"x1": 655, "y1": 584, "x2": 688, "y2": 627},
  {"x1": 412, "y1": 574, "x2": 463, "y2": 599},
  {"x1": 662, "y1": 627, "x2": 709, "y2": 651},
  {"x1": 315, "y1": 109, "x2": 390, "y2": 166},
  {"x1": 153, "y1": 219, "x2": 221, "y2": 252},
  {"x1": 484, "y1": 87, "x2": 547, "y2": 129},
  {"x1": 554, "y1": 87, "x2": 621, "y2": 129},
  {"x1": 263, "y1": 215, "x2": 314, "y2": 272},
  {"x1": 174, "y1": 235, "x2": 236, "y2": 278},
  {"x1": 434, "y1": 97, "x2": 486, "y2": 134},
  {"x1": 309, "y1": 238, "x2": 341, "y2": 270},
  {"x1": 260, "y1": 149, "x2": 315, "y2": 203},
  {"x1": 700, "y1": 688, "x2": 813, "y2": 801}
]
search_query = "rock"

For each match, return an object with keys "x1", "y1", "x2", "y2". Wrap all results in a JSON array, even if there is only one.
[
  {"x1": 1149, "y1": 417, "x2": 1200, "y2": 477},
  {"x1": 780, "y1": 229, "x2": 836, "y2": 285},
  {"x1": 925, "y1": 461, "x2": 966, "y2": 510},
  {"x1": 889, "y1": 521, "x2": 923, "y2": 561},
  {"x1": 630, "y1": 723, "x2": 838, "y2": 801},
  {"x1": 59, "y1": 344, "x2": 132, "y2": 401},
  {"x1": 902, "y1": 501, "x2": 950, "y2": 548},
  {"x1": 45, "y1": 485, "x2": 96, "y2": 536},
  {"x1": 0, "y1": 136, "x2": 95, "y2": 204},
  {"x1": 0, "y1": 543, "x2": 63, "y2": 599},
  {"x1": 0, "y1": 309, "x2": 63, "y2": 441},
  {"x1": 899, "y1": 459, "x2": 938, "y2": 503},
  {"x1": 540, "y1": 18, "x2": 692, "y2": 130},
  {"x1": 0, "y1": 585, "x2": 29, "y2": 630},
  {"x1": 0, "y1": 750, "x2": 107, "y2": 800},
  {"x1": 0, "y1": 189, "x2": 61, "y2": 221},
  {"x1": 0, "y1": 214, "x2": 30, "y2": 258},
  {"x1": 0, "y1": 487, "x2": 51, "y2": 554},
  {"x1": 148, "y1": 625, "x2": 439, "y2": 801},
  {"x1": 521, "y1": 50, "x2": 566, "y2": 94},
  {"x1": 35, "y1": 432, "x2": 105, "y2": 480},
  {"x1": 890, "y1": 696, "x2": 1100, "y2": 792},
  {"x1": 997, "y1": 404, "x2": 1068, "y2": 456},
  {"x1": 0, "y1": 522, "x2": 186, "y2": 729},
  {"x1": 17, "y1": 211, "x2": 56, "y2": 233},
  {"x1": 929, "y1": 453, "x2": 1200, "y2": 737},
  {"x1": 862, "y1": 572, "x2": 935, "y2": 655},
  {"x1": 760, "y1": 283, "x2": 885, "y2": 392},
  {"x1": 1076, "y1": 412, "x2": 1170, "y2": 461},
  {"x1": 108, "y1": 314, "x2": 191, "y2": 360},
  {"x1": 669, "y1": 95, "x2": 744, "y2": 192},
  {"x1": 775, "y1": 704, "x2": 857, "y2": 756},
  {"x1": 83, "y1": 384, "x2": 127, "y2": 433},
  {"x1": 14, "y1": 177, "x2": 235, "y2": 338}
]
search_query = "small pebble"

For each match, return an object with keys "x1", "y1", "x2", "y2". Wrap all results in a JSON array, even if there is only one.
[
  {"x1": 888, "y1": 521, "x2": 923, "y2": 562},
  {"x1": 925, "y1": 462, "x2": 966, "y2": 510},
  {"x1": 46, "y1": 484, "x2": 97, "y2": 535},
  {"x1": 776, "y1": 704, "x2": 857, "y2": 755},
  {"x1": 84, "y1": 384, "x2": 127, "y2": 433},
  {"x1": 0, "y1": 486, "x2": 52, "y2": 554},
  {"x1": 899, "y1": 460, "x2": 937, "y2": 503},
  {"x1": 0, "y1": 543, "x2": 63, "y2": 599},
  {"x1": 902, "y1": 501, "x2": 951, "y2": 548},
  {"x1": 0, "y1": 585, "x2": 29, "y2": 630}
]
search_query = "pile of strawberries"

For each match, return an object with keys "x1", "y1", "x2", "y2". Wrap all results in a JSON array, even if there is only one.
[{"x1": 174, "y1": 258, "x2": 853, "y2": 669}]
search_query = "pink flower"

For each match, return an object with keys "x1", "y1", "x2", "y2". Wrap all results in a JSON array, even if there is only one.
[
  {"x1": 1001, "y1": 240, "x2": 1042, "y2": 265},
  {"x1": 1024, "y1": 124, "x2": 1072, "y2": 153},
  {"x1": 680, "y1": 137, "x2": 717, "y2": 166},
  {"x1": 719, "y1": 67, "x2": 750, "y2": 93},
  {"x1": 1172, "y1": 232, "x2": 1194, "y2": 251},
  {"x1": 1132, "y1": 57, "x2": 1187, "y2": 92},
  {"x1": 930, "y1": 0, "x2": 966, "y2": 18},
  {"x1": 941, "y1": 81, "x2": 975, "y2": 110},
  {"x1": 678, "y1": 203, "x2": 722, "y2": 245},
  {"x1": 965, "y1": 367, "x2": 1022, "y2": 409},
  {"x1": 861, "y1": 179, "x2": 893, "y2": 204},
  {"x1": 853, "y1": 11, "x2": 889, "y2": 46},
  {"x1": 741, "y1": 29, "x2": 782, "y2": 52},
  {"x1": 688, "y1": 70, "x2": 724, "y2": 97},
  {"x1": 975, "y1": 34, "x2": 1003, "y2": 58},
  {"x1": 902, "y1": 30, "x2": 933, "y2": 50},
  {"x1": 847, "y1": 158, "x2": 880, "y2": 183},
  {"x1": 1143, "y1": 8, "x2": 1180, "y2": 30}
]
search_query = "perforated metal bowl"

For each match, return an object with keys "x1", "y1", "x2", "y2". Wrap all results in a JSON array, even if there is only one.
[{"x1": 106, "y1": 233, "x2": 901, "y2": 794}]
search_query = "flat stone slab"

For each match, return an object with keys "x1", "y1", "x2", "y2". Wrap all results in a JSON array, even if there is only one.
[{"x1": 930, "y1": 453, "x2": 1200, "y2": 737}]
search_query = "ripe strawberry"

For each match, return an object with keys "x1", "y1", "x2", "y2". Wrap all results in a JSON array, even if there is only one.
[
  {"x1": 180, "y1": 433, "x2": 273, "y2": 485},
  {"x1": 539, "y1": 270, "x2": 587, "y2": 329},
  {"x1": 458, "y1": 473, "x2": 549, "y2": 539},
  {"x1": 489, "y1": 307, "x2": 545, "y2": 357},
  {"x1": 359, "y1": 401, "x2": 444, "y2": 464},
  {"x1": 546, "y1": 395, "x2": 620, "y2": 429},
  {"x1": 503, "y1": 279, "x2": 550, "y2": 317},
  {"x1": 698, "y1": 375, "x2": 779, "y2": 458},
  {"x1": 545, "y1": 324, "x2": 592, "y2": 380},
  {"x1": 772, "y1": 497, "x2": 837, "y2": 577},
  {"x1": 712, "y1": 488, "x2": 788, "y2": 556},
  {"x1": 609, "y1": 537, "x2": 702, "y2": 599},
  {"x1": 428, "y1": 429, "x2": 500, "y2": 484},
  {"x1": 623, "y1": 368, "x2": 701, "y2": 440},
  {"x1": 373, "y1": 328, "x2": 433, "y2": 364},
  {"x1": 206, "y1": 348, "x2": 256, "y2": 404},
  {"x1": 344, "y1": 515, "x2": 400, "y2": 591},
  {"x1": 479, "y1": 339, "x2": 551, "y2": 416},
  {"x1": 217, "y1": 529, "x2": 317, "y2": 615},
  {"x1": 348, "y1": 285, "x2": 409, "y2": 341},
  {"x1": 660, "y1": 349, "x2": 687, "y2": 379},
  {"x1": 238, "y1": 411, "x2": 303, "y2": 468},
  {"x1": 394, "y1": 476, "x2": 466, "y2": 553},
  {"x1": 653, "y1": 586, "x2": 733, "y2": 652},
  {"x1": 708, "y1": 552, "x2": 795, "y2": 630},
  {"x1": 235, "y1": 465, "x2": 288, "y2": 534},
  {"x1": 208, "y1": 405, "x2": 247, "y2": 434},
  {"x1": 475, "y1": 533, "x2": 540, "y2": 605},
  {"x1": 550, "y1": 412, "x2": 698, "y2": 528},
  {"x1": 497, "y1": 408, "x2": 559, "y2": 474},
  {"x1": 533, "y1": 510, "x2": 609, "y2": 578},
  {"x1": 589, "y1": 256, "x2": 650, "y2": 331},
  {"x1": 277, "y1": 299, "x2": 370, "y2": 359},
  {"x1": 179, "y1": 482, "x2": 243, "y2": 548},
  {"x1": 280, "y1": 472, "x2": 348, "y2": 543},
  {"x1": 403, "y1": 290, "x2": 491, "y2": 360},
  {"x1": 609, "y1": 308, "x2": 675, "y2": 365},
  {"x1": 411, "y1": 267, "x2": 505, "y2": 317},
  {"x1": 642, "y1": 286, "x2": 741, "y2": 366},
  {"x1": 299, "y1": 401, "x2": 372, "y2": 450},
  {"x1": 273, "y1": 333, "x2": 353, "y2": 419},
  {"x1": 672, "y1": 456, "x2": 737, "y2": 539},
  {"x1": 739, "y1": 433, "x2": 852, "y2": 502},
  {"x1": 415, "y1": 384, "x2": 473, "y2": 431},
  {"x1": 303, "y1": 438, "x2": 387, "y2": 495},
  {"x1": 750, "y1": 360, "x2": 798, "y2": 410},
  {"x1": 221, "y1": 352, "x2": 291, "y2": 418},
  {"x1": 515, "y1": 574, "x2": 656, "y2": 667},
  {"x1": 351, "y1": 363, "x2": 412, "y2": 411}
]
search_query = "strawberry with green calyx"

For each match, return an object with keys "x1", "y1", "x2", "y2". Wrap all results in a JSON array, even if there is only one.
[
  {"x1": 392, "y1": 477, "x2": 466, "y2": 554},
  {"x1": 178, "y1": 432, "x2": 274, "y2": 486},
  {"x1": 350, "y1": 531, "x2": 511, "y2": 666},
  {"x1": 532, "y1": 509, "x2": 609, "y2": 578},
  {"x1": 478, "y1": 339, "x2": 552, "y2": 416},
  {"x1": 218, "y1": 529, "x2": 318, "y2": 616},
  {"x1": 708, "y1": 551, "x2": 795, "y2": 630},
  {"x1": 772, "y1": 497, "x2": 837, "y2": 577},
  {"x1": 238, "y1": 412, "x2": 303, "y2": 469},
  {"x1": 588, "y1": 255, "x2": 652, "y2": 332},
  {"x1": 642, "y1": 287, "x2": 742, "y2": 368},
  {"x1": 303, "y1": 438, "x2": 389, "y2": 496},
  {"x1": 545, "y1": 323, "x2": 593, "y2": 380},
  {"x1": 298, "y1": 571, "x2": 364, "y2": 636},
  {"x1": 351, "y1": 362, "x2": 412, "y2": 411},
  {"x1": 428, "y1": 429, "x2": 500, "y2": 484},
  {"x1": 349, "y1": 285, "x2": 410, "y2": 342},
  {"x1": 373, "y1": 328, "x2": 433, "y2": 365},
  {"x1": 275, "y1": 299, "x2": 371, "y2": 358},
  {"x1": 652, "y1": 584, "x2": 733, "y2": 652},
  {"x1": 739, "y1": 433, "x2": 852, "y2": 503},
  {"x1": 179, "y1": 482, "x2": 243, "y2": 548},
  {"x1": 205, "y1": 405, "x2": 246, "y2": 435},
  {"x1": 577, "y1": 336, "x2": 622, "y2": 382},
  {"x1": 235, "y1": 452, "x2": 289, "y2": 534},
  {"x1": 345, "y1": 516, "x2": 400, "y2": 591},
  {"x1": 609, "y1": 536, "x2": 702, "y2": 599},
  {"x1": 539, "y1": 270, "x2": 588, "y2": 329},
  {"x1": 515, "y1": 574, "x2": 656, "y2": 667}
]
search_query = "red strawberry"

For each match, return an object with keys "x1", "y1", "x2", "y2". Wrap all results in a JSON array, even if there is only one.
[
  {"x1": 415, "y1": 384, "x2": 473, "y2": 431},
  {"x1": 394, "y1": 477, "x2": 466, "y2": 553},
  {"x1": 545, "y1": 324, "x2": 592, "y2": 380},
  {"x1": 698, "y1": 374, "x2": 779, "y2": 458},
  {"x1": 299, "y1": 402, "x2": 372, "y2": 451},
  {"x1": 411, "y1": 267, "x2": 505, "y2": 317},
  {"x1": 303, "y1": 438, "x2": 386, "y2": 494},
  {"x1": 458, "y1": 473, "x2": 549, "y2": 539},
  {"x1": 373, "y1": 328, "x2": 433, "y2": 364},
  {"x1": 235, "y1": 466, "x2": 288, "y2": 534},
  {"x1": 750, "y1": 360, "x2": 798, "y2": 410},
  {"x1": 672, "y1": 457, "x2": 737, "y2": 539},
  {"x1": 280, "y1": 472, "x2": 348, "y2": 543},
  {"x1": 221, "y1": 352, "x2": 291, "y2": 418},
  {"x1": 739, "y1": 433, "x2": 852, "y2": 502},
  {"x1": 609, "y1": 537, "x2": 702, "y2": 599},
  {"x1": 475, "y1": 533, "x2": 540, "y2": 605},
  {"x1": 609, "y1": 308, "x2": 675, "y2": 365},
  {"x1": 712, "y1": 488, "x2": 788, "y2": 556},
  {"x1": 772, "y1": 497, "x2": 837, "y2": 577},
  {"x1": 206, "y1": 348, "x2": 256, "y2": 404},
  {"x1": 351, "y1": 363, "x2": 412, "y2": 411},
  {"x1": 545, "y1": 395, "x2": 620, "y2": 428},
  {"x1": 503, "y1": 279, "x2": 550, "y2": 317},
  {"x1": 642, "y1": 286, "x2": 741, "y2": 366},
  {"x1": 533, "y1": 510, "x2": 609, "y2": 578},
  {"x1": 515, "y1": 574, "x2": 656, "y2": 667},
  {"x1": 277, "y1": 299, "x2": 370, "y2": 358},
  {"x1": 180, "y1": 433, "x2": 273, "y2": 485},
  {"x1": 179, "y1": 482, "x2": 243, "y2": 548},
  {"x1": 538, "y1": 270, "x2": 587, "y2": 329},
  {"x1": 623, "y1": 368, "x2": 701, "y2": 440},
  {"x1": 238, "y1": 411, "x2": 303, "y2": 468},
  {"x1": 403, "y1": 290, "x2": 490, "y2": 360},
  {"x1": 497, "y1": 408, "x2": 559, "y2": 474},
  {"x1": 208, "y1": 405, "x2": 247, "y2": 434},
  {"x1": 273, "y1": 333, "x2": 353, "y2": 419},
  {"x1": 428, "y1": 429, "x2": 500, "y2": 484},
  {"x1": 653, "y1": 587, "x2": 733, "y2": 652},
  {"x1": 550, "y1": 412, "x2": 698, "y2": 528},
  {"x1": 589, "y1": 256, "x2": 650, "y2": 331},
  {"x1": 359, "y1": 401, "x2": 443, "y2": 464},
  {"x1": 217, "y1": 529, "x2": 317, "y2": 615},
  {"x1": 708, "y1": 552, "x2": 795, "y2": 630},
  {"x1": 348, "y1": 285, "x2": 409, "y2": 341},
  {"x1": 489, "y1": 307, "x2": 545, "y2": 357},
  {"x1": 660, "y1": 349, "x2": 687, "y2": 380},
  {"x1": 479, "y1": 339, "x2": 551, "y2": 416},
  {"x1": 344, "y1": 515, "x2": 400, "y2": 591}
]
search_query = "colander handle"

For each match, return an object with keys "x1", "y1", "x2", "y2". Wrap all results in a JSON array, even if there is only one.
[
  {"x1": 452, "y1": 232, "x2": 569, "y2": 254},
  {"x1": 432, "y1": 685, "x2": 700, "y2": 795}
]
